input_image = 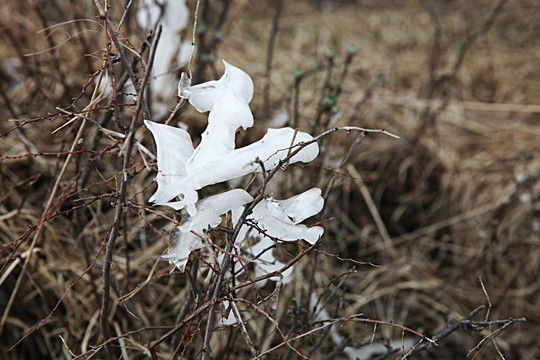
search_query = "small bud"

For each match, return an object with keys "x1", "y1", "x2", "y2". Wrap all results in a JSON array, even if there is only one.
[{"x1": 325, "y1": 49, "x2": 336, "y2": 59}]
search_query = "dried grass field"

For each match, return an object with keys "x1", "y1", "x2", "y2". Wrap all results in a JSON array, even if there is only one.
[{"x1": 0, "y1": 0, "x2": 539, "y2": 359}]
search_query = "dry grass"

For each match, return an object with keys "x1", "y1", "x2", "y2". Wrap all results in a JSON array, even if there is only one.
[{"x1": 0, "y1": 0, "x2": 538, "y2": 359}]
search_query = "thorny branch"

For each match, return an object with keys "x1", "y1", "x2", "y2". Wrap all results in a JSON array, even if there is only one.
[
  {"x1": 99, "y1": 19, "x2": 162, "y2": 359},
  {"x1": 402, "y1": 305, "x2": 526, "y2": 359},
  {"x1": 187, "y1": 126, "x2": 399, "y2": 359},
  {"x1": 103, "y1": 16, "x2": 152, "y2": 122}
]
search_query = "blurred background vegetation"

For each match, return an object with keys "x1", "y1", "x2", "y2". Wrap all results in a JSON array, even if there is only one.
[{"x1": 0, "y1": 0, "x2": 538, "y2": 358}]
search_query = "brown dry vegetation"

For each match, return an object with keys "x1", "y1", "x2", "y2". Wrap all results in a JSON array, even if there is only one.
[{"x1": 0, "y1": 0, "x2": 538, "y2": 359}]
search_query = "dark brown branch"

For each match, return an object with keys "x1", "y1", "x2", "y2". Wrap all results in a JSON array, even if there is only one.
[
  {"x1": 402, "y1": 306, "x2": 525, "y2": 359},
  {"x1": 99, "y1": 24, "x2": 162, "y2": 360},
  {"x1": 105, "y1": 19, "x2": 152, "y2": 122}
]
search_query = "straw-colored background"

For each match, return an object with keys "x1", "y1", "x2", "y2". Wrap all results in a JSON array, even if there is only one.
[{"x1": 1, "y1": 0, "x2": 538, "y2": 358}]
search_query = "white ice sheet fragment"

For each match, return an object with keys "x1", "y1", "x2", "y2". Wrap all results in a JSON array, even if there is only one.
[
  {"x1": 144, "y1": 120, "x2": 194, "y2": 204},
  {"x1": 233, "y1": 188, "x2": 324, "y2": 285},
  {"x1": 164, "y1": 189, "x2": 253, "y2": 271},
  {"x1": 146, "y1": 62, "x2": 319, "y2": 215},
  {"x1": 180, "y1": 60, "x2": 254, "y2": 112},
  {"x1": 187, "y1": 127, "x2": 319, "y2": 189},
  {"x1": 137, "y1": 0, "x2": 189, "y2": 116},
  {"x1": 249, "y1": 189, "x2": 324, "y2": 245},
  {"x1": 273, "y1": 187, "x2": 324, "y2": 224}
]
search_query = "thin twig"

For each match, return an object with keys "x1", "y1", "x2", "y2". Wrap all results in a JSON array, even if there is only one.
[
  {"x1": 468, "y1": 319, "x2": 524, "y2": 359},
  {"x1": 231, "y1": 301, "x2": 259, "y2": 357},
  {"x1": 478, "y1": 277, "x2": 506, "y2": 359},
  {"x1": 148, "y1": 243, "x2": 316, "y2": 354},
  {"x1": 150, "y1": 123, "x2": 397, "y2": 357},
  {"x1": 99, "y1": 24, "x2": 162, "y2": 359},
  {"x1": 403, "y1": 306, "x2": 487, "y2": 358},
  {"x1": 189, "y1": 0, "x2": 201, "y2": 80},
  {"x1": 0, "y1": 61, "x2": 108, "y2": 338},
  {"x1": 116, "y1": 0, "x2": 134, "y2": 32},
  {"x1": 164, "y1": 0, "x2": 200, "y2": 125},
  {"x1": 252, "y1": 313, "x2": 361, "y2": 360},
  {"x1": 263, "y1": 0, "x2": 283, "y2": 120},
  {"x1": 319, "y1": 70, "x2": 384, "y2": 201},
  {"x1": 104, "y1": 19, "x2": 152, "y2": 121}
]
